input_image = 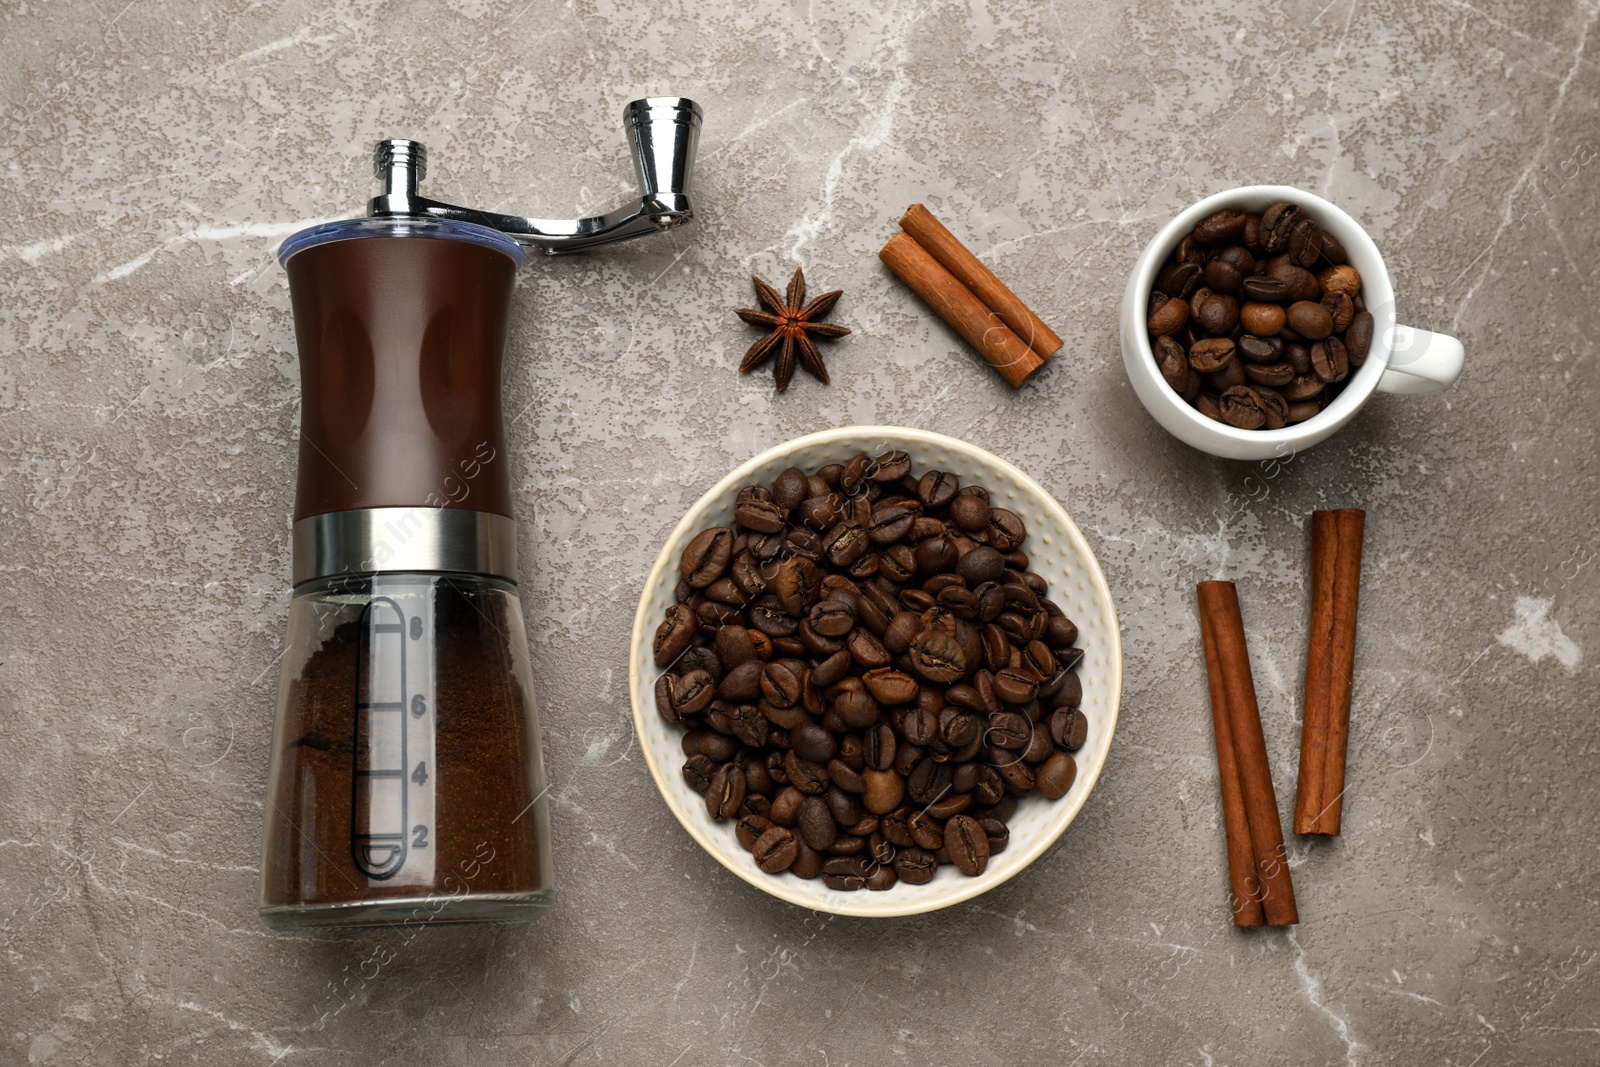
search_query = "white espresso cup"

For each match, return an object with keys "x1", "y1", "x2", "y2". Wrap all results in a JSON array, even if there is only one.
[{"x1": 1120, "y1": 185, "x2": 1464, "y2": 461}]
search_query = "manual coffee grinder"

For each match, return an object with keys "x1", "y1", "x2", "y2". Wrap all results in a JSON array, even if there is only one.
[{"x1": 258, "y1": 98, "x2": 702, "y2": 929}]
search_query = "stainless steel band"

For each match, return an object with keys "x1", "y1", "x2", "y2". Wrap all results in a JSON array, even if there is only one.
[{"x1": 292, "y1": 507, "x2": 518, "y2": 585}]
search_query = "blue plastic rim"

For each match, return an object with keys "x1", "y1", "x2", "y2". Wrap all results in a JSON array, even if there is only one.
[{"x1": 277, "y1": 217, "x2": 526, "y2": 269}]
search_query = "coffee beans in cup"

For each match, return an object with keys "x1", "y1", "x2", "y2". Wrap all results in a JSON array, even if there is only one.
[
  {"x1": 1148, "y1": 202, "x2": 1375, "y2": 430},
  {"x1": 652, "y1": 452, "x2": 1087, "y2": 890}
]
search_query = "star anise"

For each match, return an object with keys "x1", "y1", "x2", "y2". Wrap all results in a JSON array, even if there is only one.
[{"x1": 734, "y1": 267, "x2": 851, "y2": 392}]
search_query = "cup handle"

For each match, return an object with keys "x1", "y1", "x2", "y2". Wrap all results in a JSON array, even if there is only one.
[{"x1": 1375, "y1": 323, "x2": 1464, "y2": 395}]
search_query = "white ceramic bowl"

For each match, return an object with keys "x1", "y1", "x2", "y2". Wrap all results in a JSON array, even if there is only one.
[{"x1": 628, "y1": 426, "x2": 1122, "y2": 917}]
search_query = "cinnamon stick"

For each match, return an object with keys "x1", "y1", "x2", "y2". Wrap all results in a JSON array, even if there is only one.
[
  {"x1": 1199, "y1": 605, "x2": 1267, "y2": 928},
  {"x1": 898, "y1": 204, "x2": 1064, "y2": 359},
  {"x1": 1197, "y1": 581, "x2": 1298, "y2": 926},
  {"x1": 1294, "y1": 508, "x2": 1366, "y2": 835},
  {"x1": 879, "y1": 231, "x2": 1045, "y2": 387}
]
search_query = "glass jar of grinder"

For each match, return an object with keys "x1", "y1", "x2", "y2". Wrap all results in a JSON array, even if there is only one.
[{"x1": 259, "y1": 98, "x2": 702, "y2": 929}]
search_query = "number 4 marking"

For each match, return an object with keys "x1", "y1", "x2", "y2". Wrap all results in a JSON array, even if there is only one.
[{"x1": 411, "y1": 761, "x2": 428, "y2": 786}]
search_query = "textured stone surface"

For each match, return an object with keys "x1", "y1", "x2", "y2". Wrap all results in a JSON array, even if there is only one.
[{"x1": 3, "y1": 0, "x2": 1598, "y2": 1063}]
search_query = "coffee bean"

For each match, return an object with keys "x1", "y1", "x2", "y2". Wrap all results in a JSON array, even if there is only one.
[
  {"x1": 785, "y1": 752, "x2": 830, "y2": 795},
  {"x1": 894, "y1": 847, "x2": 938, "y2": 885},
  {"x1": 1286, "y1": 400, "x2": 1321, "y2": 423},
  {"x1": 1204, "y1": 258, "x2": 1243, "y2": 293},
  {"x1": 1155, "y1": 261, "x2": 1203, "y2": 300},
  {"x1": 872, "y1": 450, "x2": 912, "y2": 482},
  {"x1": 909, "y1": 629, "x2": 967, "y2": 683},
  {"x1": 736, "y1": 494, "x2": 788, "y2": 532},
  {"x1": 858, "y1": 726, "x2": 894, "y2": 774},
  {"x1": 943, "y1": 814, "x2": 991, "y2": 876},
  {"x1": 863, "y1": 667, "x2": 919, "y2": 704},
  {"x1": 1286, "y1": 300, "x2": 1333, "y2": 340},
  {"x1": 1243, "y1": 361, "x2": 1294, "y2": 387},
  {"x1": 908, "y1": 810, "x2": 944, "y2": 850},
  {"x1": 1155, "y1": 334, "x2": 1191, "y2": 395},
  {"x1": 908, "y1": 757, "x2": 954, "y2": 806},
  {"x1": 1346, "y1": 310, "x2": 1373, "y2": 365},
  {"x1": 1239, "y1": 301, "x2": 1286, "y2": 337},
  {"x1": 1311, "y1": 339, "x2": 1347, "y2": 383},
  {"x1": 861, "y1": 768, "x2": 905, "y2": 814},
  {"x1": 914, "y1": 534, "x2": 959, "y2": 574},
  {"x1": 1050, "y1": 708, "x2": 1088, "y2": 750},
  {"x1": 1270, "y1": 263, "x2": 1320, "y2": 302},
  {"x1": 1235, "y1": 335, "x2": 1276, "y2": 364},
  {"x1": 846, "y1": 628, "x2": 892, "y2": 671},
  {"x1": 668, "y1": 671, "x2": 713, "y2": 723},
  {"x1": 1260, "y1": 202, "x2": 1304, "y2": 252},
  {"x1": 986, "y1": 509, "x2": 1026, "y2": 553},
  {"x1": 994, "y1": 755, "x2": 1035, "y2": 794},
  {"x1": 821, "y1": 856, "x2": 869, "y2": 890},
  {"x1": 1318, "y1": 264, "x2": 1360, "y2": 297},
  {"x1": 736, "y1": 813, "x2": 773, "y2": 851},
  {"x1": 1036, "y1": 752, "x2": 1078, "y2": 800},
  {"x1": 1208, "y1": 359, "x2": 1246, "y2": 391},
  {"x1": 827, "y1": 758, "x2": 865, "y2": 793},
  {"x1": 1194, "y1": 208, "x2": 1247, "y2": 246},
  {"x1": 773, "y1": 467, "x2": 810, "y2": 511},
  {"x1": 748, "y1": 596, "x2": 798, "y2": 637},
  {"x1": 682, "y1": 753, "x2": 715, "y2": 794},
  {"x1": 791, "y1": 721, "x2": 837, "y2": 764},
  {"x1": 992, "y1": 667, "x2": 1040, "y2": 705},
  {"x1": 769, "y1": 786, "x2": 803, "y2": 826},
  {"x1": 867, "y1": 504, "x2": 915, "y2": 545},
  {"x1": 941, "y1": 708, "x2": 981, "y2": 750},
  {"x1": 761, "y1": 661, "x2": 804, "y2": 709},
  {"x1": 1239, "y1": 275, "x2": 1289, "y2": 303},
  {"x1": 881, "y1": 807, "x2": 914, "y2": 846},
  {"x1": 956, "y1": 545, "x2": 1005, "y2": 585},
  {"x1": 1286, "y1": 217, "x2": 1322, "y2": 267},
  {"x1": 926, "y1": 790, "x2": 973, "y2": 819},
  {"x1": 949, "y1": 492, "x2": 990, "y2": 532},
  {"x1": 1044, "y1": 615, "x2": 1078, "y2": 650},
  {"x1": 715, "y1": 625, "x2": 762, "y2": 670},
  {"x1": 1022, "y1": 720, "x2": 1056, "y2": 763},
  {"x1": 1187, "y1": 337, "x2": 1235, "y2": 374},
  {"x1": 973, "y1": 764, "x2": 1006, "y2": 806},
  {"x1": 826, "y1": 785, "x2": 864, "y2": 827},
  {"x1": 754, "y1": 826, "x2": 799, "y2": 873},
  {"x1": 914, "y1": 469, "x2": 960, "y2": 509},
  {"x1": 1283, "y1": 373, "x2": 1326, "y2": 402},
  {"x1": 797, "y1": 795, "x2": 838, "y2": 851},
  {"x1": 730, "y1": 704, "x2": 770, "y2": 748},
  {"x1": 716, "y1": 659, "x2": 761, "y2": 703},
  {"x1": 789, "y1": 839, "x2": 824, "y2": 879},
  {"x1": 1193, "y1": 292, "x2": 1239, "y2": 336},
  {"x1": 937, "y1": 585, "x2": 980, "y2": 619},
  {"x1": 653, "y1": 603, "x2": 696, "y2": 667},
  {"x1": 987, "y1": 710, "x2": 1031, "y2": 749},
  {"x1": 1322, "y1": 290, "x2": 1354, "y2": 334},
  {"x1": 865, "y1": 862, "x2": 898, "y2": 891},
  {"x1": 681, "y1": 527, "x2": 733, "y2": 588},
  {"x1": 807, "y1": 598, "x2": 858, "y2": 639},
  {"x1": 706, "y1": 761, "x2": 746, "y2": 821},
  {"x1": 1217, "y1": 385, "x2": 1266, "y2": 429}
]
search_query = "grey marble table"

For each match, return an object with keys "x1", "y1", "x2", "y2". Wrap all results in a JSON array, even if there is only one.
[{"x1": 3, "y1": 1, "x2": 1597, "y2": 1063}]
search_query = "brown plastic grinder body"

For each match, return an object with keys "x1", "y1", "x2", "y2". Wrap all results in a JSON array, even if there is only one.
[{"x1": 285, "y1": 234, "x2": 518, "y2": 521}]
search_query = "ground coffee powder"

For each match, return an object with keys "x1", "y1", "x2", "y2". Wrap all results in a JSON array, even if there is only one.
[{"x1": 261, "y1": 578, "x2": 549, "y2": 911}]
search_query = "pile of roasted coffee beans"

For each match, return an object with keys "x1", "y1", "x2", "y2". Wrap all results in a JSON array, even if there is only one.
[
  {"x1": 1147, "y1": 202, "x2": 1375, "y2": 429},
  {"x1": 653, "y1": 452, "x2": 1087, "y2": 891}
]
